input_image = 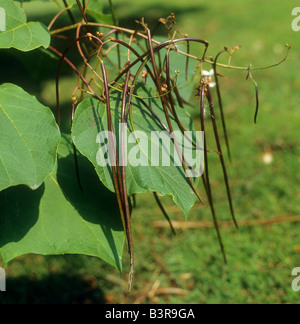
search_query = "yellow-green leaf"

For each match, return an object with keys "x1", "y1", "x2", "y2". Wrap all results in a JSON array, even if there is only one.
[
  {"x1": 0, "y1": 83, "x2": 61, "y2": 191},
  {"x1": 0, "y1": 0, "x2": 50, "y2": 51}
]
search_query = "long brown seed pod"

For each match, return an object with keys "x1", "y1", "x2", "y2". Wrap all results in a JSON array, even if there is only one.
[
  {"x1": 101, "y1": 61, "x2": 134, "y2": 291},
  {"x1": 214, "y1": 49, "x2": 232, "y2": 161},
  {"x1": 206, "y1": 87, "x2": 238, "y2": 229},
  {"x1": 200, "y1": 84, "x2": 227, "y2": 263}
]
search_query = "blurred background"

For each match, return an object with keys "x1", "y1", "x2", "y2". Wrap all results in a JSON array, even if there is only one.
[{"x1": 0, "y1": 0, "x2": 300, "y2": 304}]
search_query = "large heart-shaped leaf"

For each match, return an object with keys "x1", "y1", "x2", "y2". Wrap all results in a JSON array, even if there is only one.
[
  {"x1": 0, "y1": 0, "x2": 50, "y2": 51},
  {"x1": 0, "y1": 83, "x2": 61, "y2": 192},
  {"x1": 0, "y1": 136, "x2": 125, "y2": 271},
  {"x1": 72, "y1": 85, "x2": 203, "y2": 216}
]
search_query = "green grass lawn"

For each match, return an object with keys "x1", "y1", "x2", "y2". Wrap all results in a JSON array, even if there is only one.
[{"x1": 1, "y1": 0, "x2": 300, "y2": 304}]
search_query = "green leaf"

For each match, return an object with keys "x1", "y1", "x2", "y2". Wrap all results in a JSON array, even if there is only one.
[
  {"x1": 85, "y1": 1, "x2": 113, "y2": 25},
  {"x1": 0, "y1": 83, "x2": 61, "y2": 192},
  {"x1": 156, "y1": 38, "x2": 199, "y2": 103},
  {"x1": 0, "y1": 135, "x2": 125, "y2": 271},
  {"x1": 10, "y1": 47, "x2": 60, "y2": 83},
  {"x1": 0, "y1": 0, "x2": 50, "y2": 51},
  {"x1": 169, "y1": 50, "x2": 199, "y2": 102},
  {"x1": 67, "y1": 0, "x2": 113, "y2": 24},
  {"x1": 72, "y1": 85, "x2": 202, "y2": 216}
]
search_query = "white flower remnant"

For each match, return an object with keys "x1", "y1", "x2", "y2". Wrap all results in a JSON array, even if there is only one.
[
  {"x1": 262, "y1": 151, "x2": 274, "y2": 165},
  {"x1": 201, "y1": 69, "x2": 216, "y2": 88}
]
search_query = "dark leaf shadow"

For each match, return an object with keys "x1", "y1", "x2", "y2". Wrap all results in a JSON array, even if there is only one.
[
  {"x1": 0, "y1": 273, "x2": 105, "y2": 304},
  {"x1": 56, "y1": 152, "x2": 124, "y2": 273},
  {"x1": 0, "y1": 184, "x2": 45, "y2": 246}
]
